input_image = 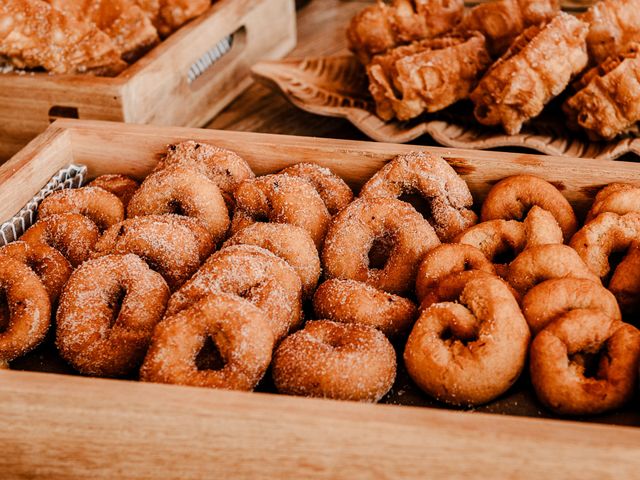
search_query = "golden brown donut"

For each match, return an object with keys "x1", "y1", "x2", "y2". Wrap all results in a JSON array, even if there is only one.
[
  {"x1": 127, "y1": 165, "x2": 230, "y2": 245},
  {"x1": 279, "y1": 163, "x2": 354, "y2": 215},
  {"x1": 404, "y1": 275, "x2": 530, "y2": 406},
  {"x1": 312, "y1": 279, "x2": 417, "y2": 338},
  {"x1": 506, "y1": 244, "x2": 601, "y2": 298},
  {"x1": 92, "y1": 216, "x2": 203, "y2": 291},
  {"x1": 140, "y1": 293, "x2": 274, "y2": 391},
  {"x1": 231, "y1": 174, "x2": 331, "y2": 249},
  {"x1": 21, "y1": 213, "x2": 100, "y2": 267},
  {"x1": 223, "y1": 223, "x2": 320, "y2": 298},
  {"x1": 0, "y1": 255, "x2": 51, "y2": 369},
  {"x1": 322, "y1": 197, "x2": 440, "y2": 295},
  {"x1": 56, "y1": 254, "x2": 169, "y2": 377},
  {"x1": 88, "y1": 174, "x2": 140, "y2": 208},
  {"x1": 0, "y1": 241, "x2": 72, "y2": 303},
  {"x1": 521, "y1": 278, "x2": 621, "y2": 334},
  {"x1": 359, "y1": 152, "x2": 477, "y2": 242},
  {"x1": 530, "y1": 310, "x2": 640, "y2": 415},
  {"x1": 415, "y1": 244, "x2": 496, "y2": 303},
  {"x1": 167, "y1": 245, "x2": 302, "y2": 341},
  {"x1": 480, "y1": 175, "x2": 578, "y2": 241},
  {"x1": 608, "y1": 242, "x2": 640, "y2": 315},
  {"x1": 586, "y1": 183, "x2": 640, "y2": 222},
  {"x1": 272, "y1": 320, "x2": 396, "y2": 402},
  {"x1": 38, "y1": 186, "x2": 124, "y2": 232}
]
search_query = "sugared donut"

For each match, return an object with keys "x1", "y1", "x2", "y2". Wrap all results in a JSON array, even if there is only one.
[
  {"x1": 56, "y1": 254, "x2": 169, "y2": 377},
  {"x1": 223, "y1": 223, "x2": 320, "y2": 298},
  {"x1": 127, "y1": 165, "x2": 230, "y2": 245},
  {"x1": 530, "y1": 310, "x2": 640, "y2": 415},
  {"x1": 0, "y1": 241, "x2": 72, "y2": 302},
  {"x1": 404, "y1": 275, "x2": 530, "y2": 406},
  {"x1": 38, "y1": 186, "x2": 125, "y2": 231},
  {"x1": 322, "y1": 197, "x2": 440, "y2": 295},
  {"x1": 92, "y1": 216, "x2": 203, "y2": 291},
  {"x1": 272, "y1": 320, "x2": 396, "y2": 402},
  {"x1": 21, "y1": 213, "x2": 99, "y2": 267},
  {"x1": 359, "y1": 152, "x2": 477, "y2": 241},
  {"x1": 156, "y1": 141, "x2": 255, "y2": 207},
  {"x1": 522, "y1": 278, "x2": 621, "y2": 334},
  {"x1": 140, "y1": 293, "x2": 273, "y2": 391},
  {"x1": 88, "y1": 174, "x2": 140, "y2": 208},
  {"x1": 480, "y1": 175, "x2": 578, "y2": 241},
  {"x1": 231, "y1": 174, "x2": 331, "y2": 249},
  {"x1": 506, "y1": 244, "x2": 601, "y2": 297},
  {"x1": 586, "y1": 183, "x2": 640, "y2": 222},
  {"x1": 0, "y1": 255, "x2": 51, "y2": 369},
  {"x1": 167, "y1": 245, "x2": 302, "y2": 341},
  {"x1": 415, "y1": 244, "x2": 496, "y2": 303},
  {"x1": 313, "y1": 279, "x2": 417, "y2": 337},
  {"x1": 279, "y1": 163, "x2": 354, "y2": 215}
]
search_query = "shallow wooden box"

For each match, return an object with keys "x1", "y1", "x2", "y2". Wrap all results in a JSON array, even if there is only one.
[
  {"x1": 1, "y1": 119, "x2": 640, "y2": 479},
  {"x1": 0, "y1": 0, "x2": 297, "y2": 161}
]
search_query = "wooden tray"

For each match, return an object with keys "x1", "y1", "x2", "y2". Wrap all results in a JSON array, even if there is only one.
[
  {"x1": 0, "y1": 0, "x2": 297, "y2": 161},
  {"x1": 2, "y1": 119, "x2": 640, "y2": 478}
]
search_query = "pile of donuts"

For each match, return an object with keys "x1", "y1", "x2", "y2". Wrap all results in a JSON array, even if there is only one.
[{"x1": 1, "y1": 141, "x2": 639, "y2": 417}]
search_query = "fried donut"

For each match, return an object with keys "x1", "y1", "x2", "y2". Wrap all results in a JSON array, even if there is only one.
[
  {"x1": 313, "y1": 279, "x2": 417, "y2": 337},
  {"x1": 322, "y1": 197, "x2": 440, "y2": 295},
  {"x1": 223, "y1": 223, "x2": 320, "y2": 298},
  {"x1": 506, "y1": 244, "x2": 601, "y2": 297},
  {"x1": 21, "y1": 213, "x2": 99, "y2": 267},
  {"x1": 0, "y1": 255, "x2": 51, "y2": 368},
  {"x1": 470, "y1": 13, "x2": 589, "y2": 135},
  {"x1": 140, "y1": 293, "x2": 274, "y2": 391},
  {"x1": 530, "y1": 310, "x2": 640, "y2": 415},
  {"x1": 167, "y1": 245, "x2": 302, "y2": 341},
  {"x1": 38, "y1": 186, "x2": 124, "y2": 232},
  {"x1": 359, "y1": 152, "x2": 477, "y2": 242},
  {"x1": 480, "y1": 175, "x2": 578, "y2": 241},
  {"x1": 272, "y1": 320, "x2": 396, "y2": 402},
  {"x1": 404, "y1": 275, "x2": 530, "y2": 406},
  {"x1": 231, "y1": 174, "x2": 331, "y2": 249},
  {"x1": 56, "y1": 254, "x2": 169, "y2": 377},
  {"x1": 608, "y1": 242, "x2": 640, "y2": 315},
  {"x1": 418, "y1": 269, "x2": 502, "y2": 310},
  {"x1": 522, "y1": 278, "x2": 621, "y2": 334},
  {"x1": 88, "y1": 174, "x2": 140, "y2": 208},
  {"x1": 279, "y1": 163, "x2": 353, "y2": 215},
  {"x1": 586, "y1": 183, "x2": 640, "y2": 222},
  {"x1": 92, "y1": 216, "x2": 203, "y2": 291},
  {"x1": 415, "y1": 244, "x2": 496, "y2": 303},
  {"x1": 127, "y1": 166, "x2": 229, "y2": 245},
  {"x1": 0, "y1": 241, "x2": 72, "y2": 302}
]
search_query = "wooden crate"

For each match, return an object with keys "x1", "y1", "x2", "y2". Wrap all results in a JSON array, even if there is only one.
[
  {"x1": 1, "y1": 119, "x2": 640, "y2": 479},
  {"x1": 0, "y1": 0, "x2": 297, "y2": 161}
]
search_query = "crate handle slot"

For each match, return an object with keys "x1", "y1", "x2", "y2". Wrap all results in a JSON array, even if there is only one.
[{"x1": 48, "y1": 106, "x2": 79, "y2": 123}]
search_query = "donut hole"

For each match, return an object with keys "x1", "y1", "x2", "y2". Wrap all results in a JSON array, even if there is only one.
[
  {"x1": 106, "y1": 286, "x2": 127, "y2": 328},
  {"x1": 195, "y1": 336, "x2": 226, "y2": 371},
  {"x1": 570, "y1": 349, "x2": 606, "y2": 379},
  {"x1": 252, "y1": 212, "x2": 270, "y2": 223},
  {"x1": 398, "y1": 191, "x2": 434, "y2": 223},
  {"x1": 440, "y1": 326, "x2": 479, "y2": 346},
  {"x1": 167, "y1": 199, "x2": 187, "y2": 217},
  {"x1": 492, "y1": 245, "x2": 519, "y2": 266},
  {"x1": 368, "y1": 233, "x2": 394, "y2": 270}
]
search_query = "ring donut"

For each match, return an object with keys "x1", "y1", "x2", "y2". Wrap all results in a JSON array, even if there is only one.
[
  {"x1": 322, "y1": 197, "x2": 440, "y2": 295},
  {"x1": 586, "y1": 183, "x2": 640, "y2": 222},
  {"x1": 88, "y1": 174, "x2": 140, "y2": 208},
  {"x1": 404, "y1": 275, "x2": 530, "y2": 406},
  {"x1": 530, "y1": 310, "x2": 640, "y2": 415},
  {"x1": 141, "y1": 293, "x2": 274, "y2": 391},
  {"x1": 272, "y1": 320, "x2": 396, "y2": 402},
  {"x1": 56, "y1": 254, "x2": 169, "y2": 377},
  {"x1": 480, "y1": 175, "x2": 578, "y2": 241},
  {"x1": 313, "y1": 279, "x2": 417, "y2": 337},
  {"x1": 359, "y1": 152, "x2": 477, "y2": 241}
]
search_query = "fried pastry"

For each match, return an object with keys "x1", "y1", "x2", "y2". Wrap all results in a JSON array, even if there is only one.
[
  {"x1": 582, "y1": 0, "x2": 640, "y2": 65},
  {"x1": 347, "y1": 0, "x2": 464, "y2": 64},
  {"x1": 367, "y1": 31, "x2": 491, "y2": 121},
  {"x1": 458, "y1": 0, "x2": 560, "y2": 57},
  {"x1": 134, "y1": 0, "x2": 211, "y2": 37},
  {"x1": 564, "y1": 44, "x2": 640, "y2": 140},
  {"x1": 470, "y1": 12, "x2": 589, "y2": 135},
  {"x1": 0, "y1": 0, "x2": 126, "y2": 75}
]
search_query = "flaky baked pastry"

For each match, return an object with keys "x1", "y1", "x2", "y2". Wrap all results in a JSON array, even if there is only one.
[
  {"x1": 367, "y1": 31, "x2": 491, "y2": 121},
  {"x1": 134, "y1": 0, "x2": 211, "y2": 37},
  {"x1": 563, "y1": 44, "x2": 640, "y2": 140},
  {"x1": 458, "y1": 0, "x2": 560, "y2": 57},
  {"x1": 347, "y1": 0, "x2": 464, "y2": 64},
  {"x1": 470, "y1": 12, "x2": 589, "y2": 135},
  {"x1": 0, "y1": 0, "x2": 126, "y2": 75},
  {"x1": 582, "y1": 0, "x2": 640, "y2": 65}
]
